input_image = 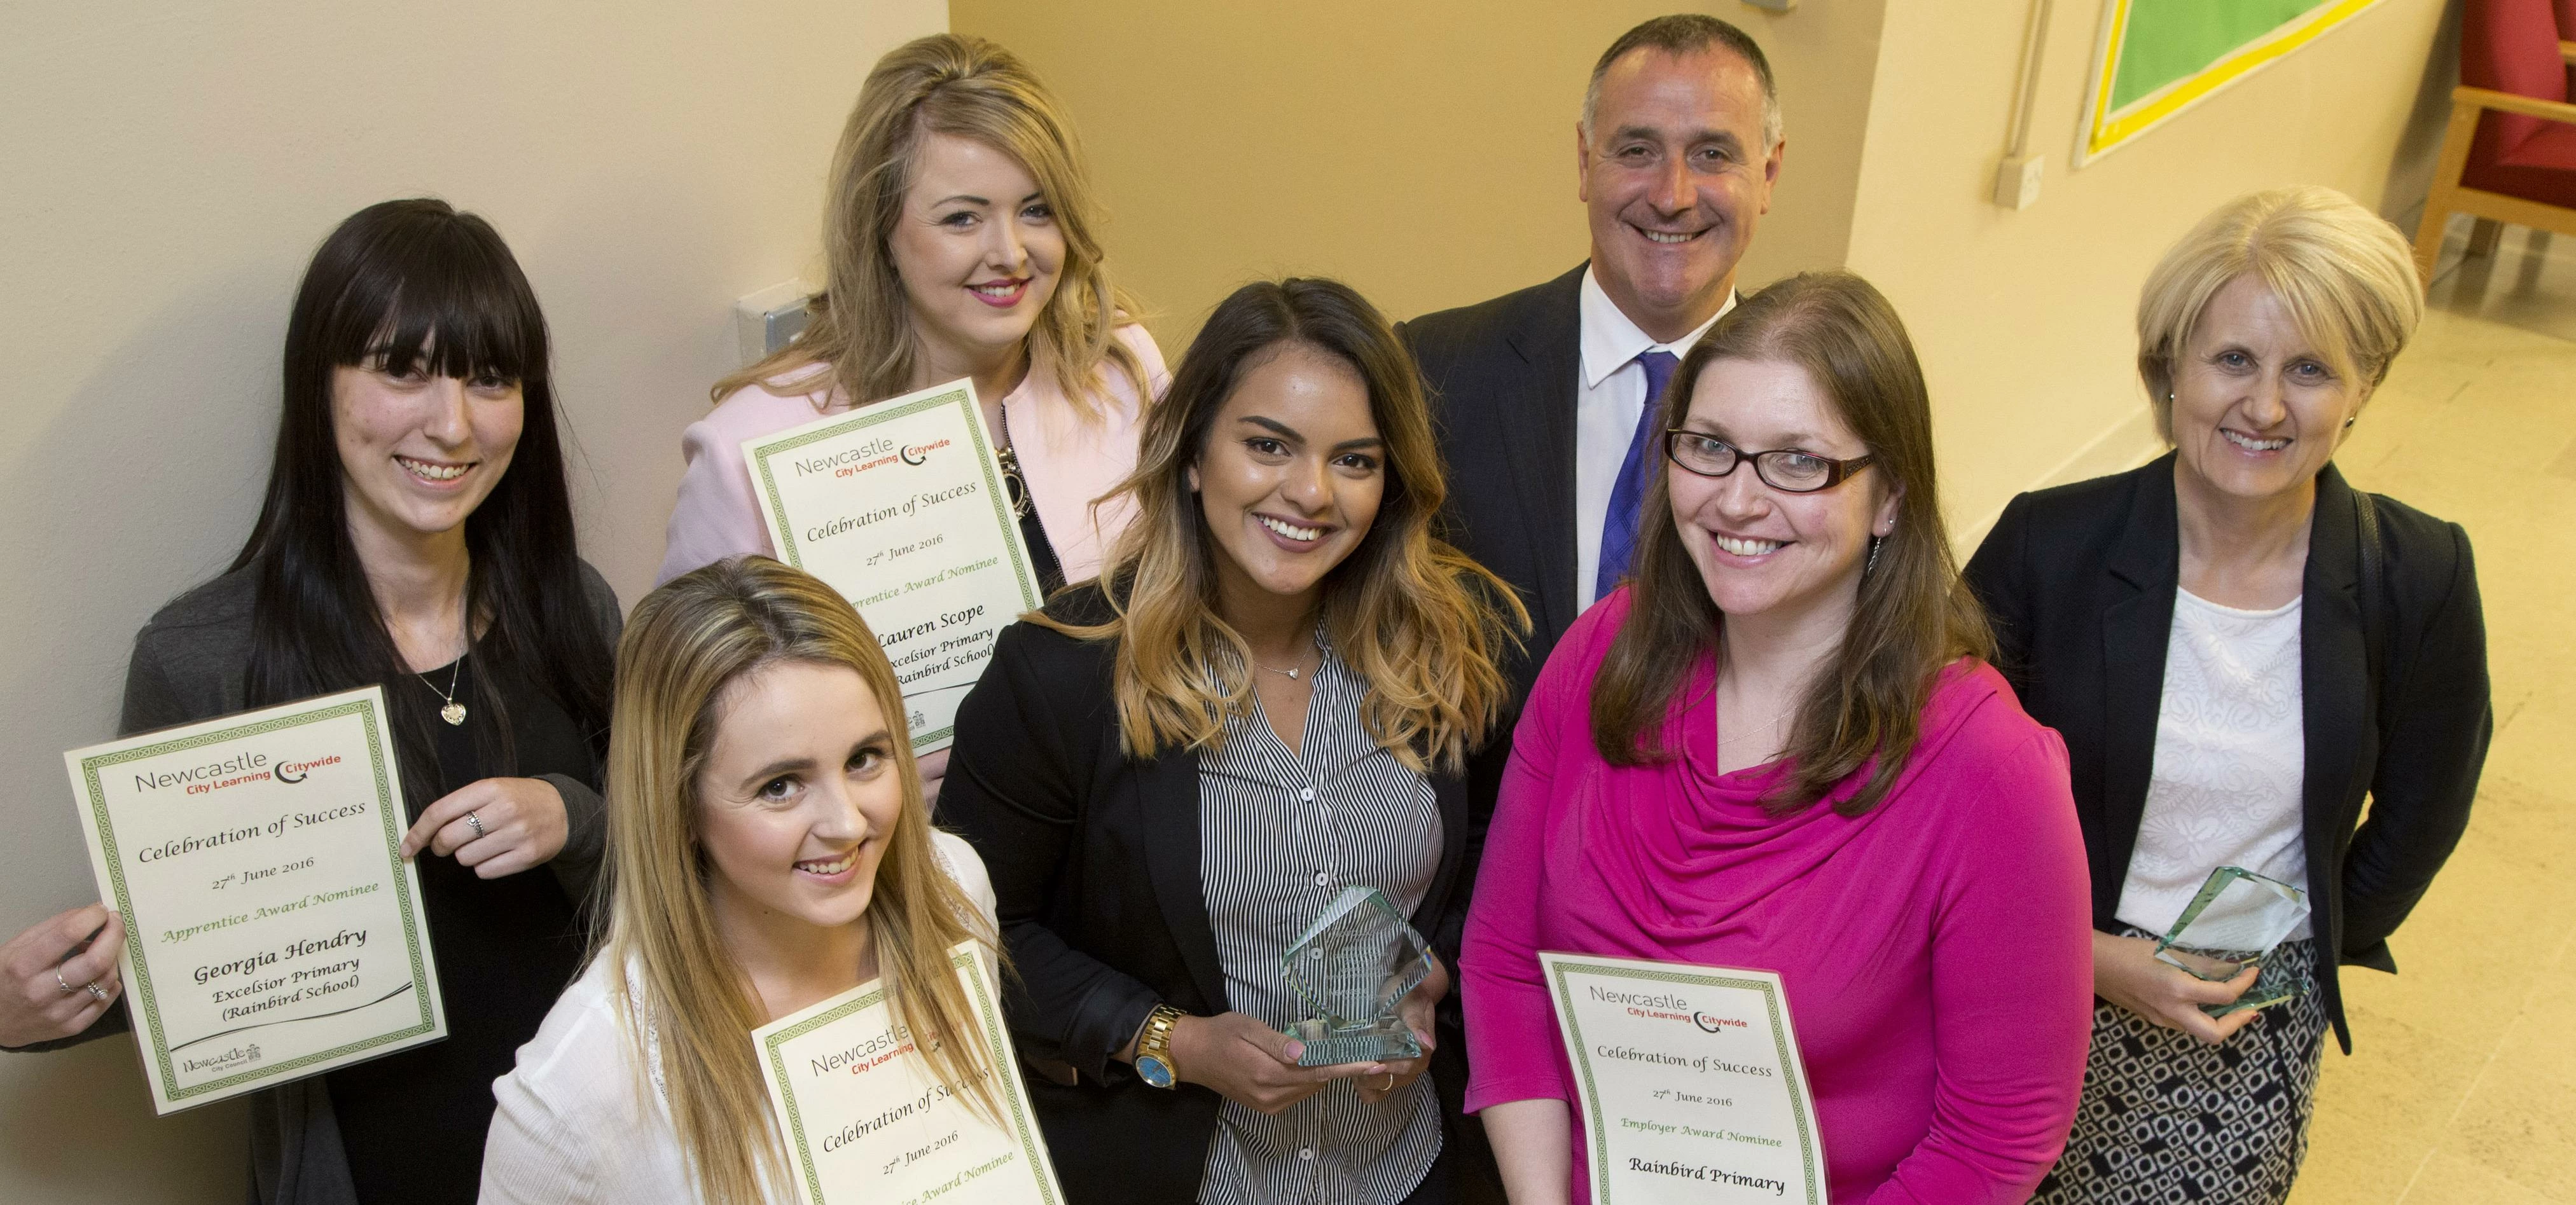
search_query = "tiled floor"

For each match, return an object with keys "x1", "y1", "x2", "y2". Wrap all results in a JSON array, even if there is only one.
[{"x1": 2285, "y1": 223, "x2": 2576, "y2": 1203}]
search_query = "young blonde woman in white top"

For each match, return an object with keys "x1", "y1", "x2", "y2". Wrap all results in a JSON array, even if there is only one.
[{"x1": 481, "y1": 557, "x2": 1001, "y2": 1205}]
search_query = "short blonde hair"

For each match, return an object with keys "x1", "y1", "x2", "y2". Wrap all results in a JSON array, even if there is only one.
[
  {"x1": 2136, "y1": 186, "x2": 2422, "y2": 439},
  {"x1": 714, "y1": 33, "x2": 1144, "y2": 414}
]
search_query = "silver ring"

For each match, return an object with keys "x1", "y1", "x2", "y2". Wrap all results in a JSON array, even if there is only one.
[
  {"x1": 464, "y1": 812, "x2": 485, "y2": 838},
  {"x1": 1380, "y1": 1072, "x2": 1396, "y2": 1092},
  {"x1": 55, "y1": 969, "x2": 74, "y2": 995},
  {"x1": 85, "y1": 981, "x2": 108, "y2": 1002}
]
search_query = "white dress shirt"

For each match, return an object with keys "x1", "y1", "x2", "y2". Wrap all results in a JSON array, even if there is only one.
[{"x1": 1574, "y1": 268, "x2": 1735, "y2": 609}]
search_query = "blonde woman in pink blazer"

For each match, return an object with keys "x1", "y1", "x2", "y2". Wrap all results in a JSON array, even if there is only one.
[
  {"x1": 658, "y1": 35, "x2": 1165, "y2": 799},
  {"x1": 660, "y1": 32, "x2": 1163, "y2": 598}
]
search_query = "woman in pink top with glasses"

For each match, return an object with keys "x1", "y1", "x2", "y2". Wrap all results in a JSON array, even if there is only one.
[{"x1": 1463, "y1": 272, "x2": 2093, "y2": 1204}]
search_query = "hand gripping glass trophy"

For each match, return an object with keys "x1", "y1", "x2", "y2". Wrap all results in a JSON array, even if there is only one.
[
  {"x1": 1280, "y1": 885, "x2": 1434, "y2": 1066},
  {"x1": 2155, "y1": 865, "x2": 2313, "y2": 1016}
]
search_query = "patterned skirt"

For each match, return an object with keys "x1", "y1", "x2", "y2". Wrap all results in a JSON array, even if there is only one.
[{"x1": 2033, "y1": 928, "x2": 2329, "y2": 1205}]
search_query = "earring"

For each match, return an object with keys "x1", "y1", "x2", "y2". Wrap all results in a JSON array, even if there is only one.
[
  {"x1": 2343, "y1": 415, "x2": 2358, "y2": 429},
  {"x1": 1864, "y1": 534, "x2": 1884, "y2": 577}
]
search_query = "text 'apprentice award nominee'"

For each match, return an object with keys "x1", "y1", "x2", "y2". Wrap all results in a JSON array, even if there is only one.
[
  {"x1": 1540, "y1": 952, "x2": 1827, "y2": 1203},
  {"x1": 755, "y1": 942, "x2": 1064, "y2": 1205},
  {"x1": 64, "y1": 685, "x2": 445, "y2": 1114},
  {"x1": 742, "y1": 380, "x2": 1044, "y2": 755}
]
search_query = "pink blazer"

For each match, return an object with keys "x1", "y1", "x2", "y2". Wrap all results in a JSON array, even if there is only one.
[{"x1": 655, "y1": 324, "x2": 1168, "y2": 586}]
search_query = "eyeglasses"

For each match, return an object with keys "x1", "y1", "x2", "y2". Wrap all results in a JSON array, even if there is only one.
[{"x1": 1662, "y1": 430, "x2": 1874, "y2": 493}]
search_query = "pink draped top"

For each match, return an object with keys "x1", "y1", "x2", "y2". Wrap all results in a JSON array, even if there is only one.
[{"x1": 1462, "y1": 588, "x2": 2094, "y2": 1204}]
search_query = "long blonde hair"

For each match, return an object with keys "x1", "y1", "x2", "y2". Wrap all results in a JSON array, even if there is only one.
[
  {"x1": 1037, "y1": 278, "x2": 1525, "y2": 775},
  {"x1": 601, "y1": 557, "x2": 999, "y2": 1205},
  {"x1": 714, "y1": 33, "x2": 1143, "y2": 415}
]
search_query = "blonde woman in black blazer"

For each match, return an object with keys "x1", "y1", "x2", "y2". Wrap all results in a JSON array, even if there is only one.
[{"x1": 1967, "y1": 188, "x2": 2491, "y2": 1204}]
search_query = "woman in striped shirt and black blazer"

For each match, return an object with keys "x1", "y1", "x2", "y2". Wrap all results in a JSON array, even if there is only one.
[{"x1": 939, "y1": 277, "x2": 1526, "y2": 1205}]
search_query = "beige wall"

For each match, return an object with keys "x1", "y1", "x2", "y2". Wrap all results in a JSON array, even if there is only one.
[
  {"x1": 1845, "y1": 0, "x2": 2458, "y2": 537},
  {"x1": 0, "y1": 2, "x2": 942, "y2": 1201},
  {"x1": 950, "y1": 0, "x2": 1884, "y2": 351},
  {"x1": 958, "y1": 0, "x2": 2454, "y2": 537}
]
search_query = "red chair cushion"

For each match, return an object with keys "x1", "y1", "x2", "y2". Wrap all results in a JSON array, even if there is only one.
[
  {"x1": 2463, "y1": 0, "x2": 2576, "y2": 205},
  {"x1": 2465, "y1": 121, "x2": 2576, "y2": 208}
]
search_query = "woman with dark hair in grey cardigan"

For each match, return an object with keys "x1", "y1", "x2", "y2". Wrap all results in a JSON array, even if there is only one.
[{"x1": 0, "y1": 199, "x2": 620, "y2": 1205}]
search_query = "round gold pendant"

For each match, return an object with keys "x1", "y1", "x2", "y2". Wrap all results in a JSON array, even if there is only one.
[{"x1": 441, "y1": 702, "x2": 467, "y2": 726}]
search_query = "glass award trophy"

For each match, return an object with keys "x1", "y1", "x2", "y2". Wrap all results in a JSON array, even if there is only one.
[
  {"x1": 1281, "y1": 885, "x2": 1433, "y2": 1067},
  {"x1": 2154, "y1": 866, "x2": 2312, "y2": 1017}
]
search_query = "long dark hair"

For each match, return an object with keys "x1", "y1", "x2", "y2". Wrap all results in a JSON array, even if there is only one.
[
  {"x1": 1589, "y1": 272, "x2": 1991, "y2": 816},
  {"x1": 232, "y1": 198, "x2": 612, "y2": 805},
  {"x1": 1036, "y1": 277, "x2": 1526, "y2": 774}
]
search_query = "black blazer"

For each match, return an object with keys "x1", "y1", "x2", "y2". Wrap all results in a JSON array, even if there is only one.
[
  {"x1": 1399, "y1": 264, "x2": 1589, "y2": 684},
  {"x1": 1963, "y1": 455, "x2": 2490, "y2": 1049},
  {"x1": 937, "y1": 584, "x2": 1476, "y2": 1205}
]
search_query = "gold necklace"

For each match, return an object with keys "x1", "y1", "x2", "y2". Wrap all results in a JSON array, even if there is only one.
[{"x1": 417, "y1": 654, "x2": 467, "y2": 726}]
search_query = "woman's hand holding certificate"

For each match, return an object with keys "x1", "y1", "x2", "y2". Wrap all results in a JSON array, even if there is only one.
[{"x1": 61, "y1": 685, "x2": 443, "y2": 1113}]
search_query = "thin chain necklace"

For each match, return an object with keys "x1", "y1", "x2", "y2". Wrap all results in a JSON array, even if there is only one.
[
  {"x1": 1254, "y1": 633, "x2": 1320, "y2": 682},
  {"x1": 418, "y1": 654, "x2": 468, "y2": 726},
  {"x1": 413, "y1": 591, "x2": 471, "y2": 726},
  {"x1": 1255, "y1": 656, "x2": 1313, "y2": 682},
  {"x1": 1715, "y1": 698, "x2": 1796, "y2": 747},
  {"x1": 1714, "y1": 645, "x2": 1797, "y2": 750}
]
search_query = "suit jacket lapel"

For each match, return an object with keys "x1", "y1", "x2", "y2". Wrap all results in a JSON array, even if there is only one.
[
  {"x1": 1499, "y1": 266, "x2": 1586, "y2": 641},
  {"x1": 2098, "y1": 455, "x2": 2181, "y2": 916},
  {"x1": 2301, "y1": 465, "x2": 2370, "y2": 932},
  {"x1": 1136, "y1": 751, "x2": 1231, "y2": 1013}
]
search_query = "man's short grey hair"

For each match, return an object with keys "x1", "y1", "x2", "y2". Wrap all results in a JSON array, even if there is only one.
[{"x1": 1581, "y1": 13, "x2": 1783, "y2": 151}]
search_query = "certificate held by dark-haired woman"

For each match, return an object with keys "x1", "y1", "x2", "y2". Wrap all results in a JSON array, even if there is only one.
[
  {"x1": 62, "y1": 685, "x2": 445, "y2": 1114},
  {"x1": 741, "y1": 379, "x2": 1044, "y2": 755}
]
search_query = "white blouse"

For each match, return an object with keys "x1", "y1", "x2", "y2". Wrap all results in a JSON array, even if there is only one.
[
  {"x1": 2114, "y1": 589, "x2": 2310, "y2": 937},
  {"x1": 478, "y1": 831, "x2": 1000, "y2": 1204}
]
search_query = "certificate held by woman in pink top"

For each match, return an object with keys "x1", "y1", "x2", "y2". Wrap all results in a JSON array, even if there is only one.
[{"x1": 1462, "y1": 273, "x2": 2094, "y2": 1204}]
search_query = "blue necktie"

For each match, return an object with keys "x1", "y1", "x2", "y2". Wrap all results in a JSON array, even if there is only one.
[{"x1": 1596, "y1": 349, "x2": 1680, "y2": 600}]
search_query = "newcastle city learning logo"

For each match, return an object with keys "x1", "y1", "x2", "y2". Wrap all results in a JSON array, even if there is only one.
[{"x1": 274, "y1": 754, "x2": 342, "y2": 785}]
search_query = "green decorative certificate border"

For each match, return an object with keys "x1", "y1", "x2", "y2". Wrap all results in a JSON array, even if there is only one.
[
  {"x1": 744, "y1": 385, "x2": 1043, "y2": 750},
  {"x1": 1544, "y1": 957, "x2": 1822, "y2": 1205},
  {"x1": 759, "y1": 943, "x2": 1062, "y2": 1205},
  {"x1": 74, "y1": 691, "x2": 437, "y2": 1109}
]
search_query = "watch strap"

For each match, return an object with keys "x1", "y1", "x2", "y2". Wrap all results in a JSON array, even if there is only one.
[{"x1": 1136, "y1": 1003, "x2": 1184, "y2": 1088}]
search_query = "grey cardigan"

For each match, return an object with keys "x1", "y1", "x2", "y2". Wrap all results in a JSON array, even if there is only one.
[{"x1": 22, "y1": 561, "x2": 620, "y2": 1205}]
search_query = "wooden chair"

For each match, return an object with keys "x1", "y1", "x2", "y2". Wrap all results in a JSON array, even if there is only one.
[{"x1": 2411, "y1": 0, "x2": 2576, "y2": 283}]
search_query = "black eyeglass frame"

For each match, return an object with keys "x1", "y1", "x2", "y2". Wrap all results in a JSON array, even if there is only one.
[{"x1": 1661, "y1": 429, "x2": 1876, "y2": 493}]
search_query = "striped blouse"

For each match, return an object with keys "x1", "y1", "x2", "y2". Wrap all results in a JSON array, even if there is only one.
[{"x1": 1197, "y1": 635, "x2": 1444, "y2": 1205}]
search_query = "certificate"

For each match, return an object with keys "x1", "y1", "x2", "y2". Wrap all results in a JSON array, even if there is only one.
[
  {"x1": 742, "y1": 380, "x2": 1044, "y2": 754},
  {"x1": 754, "y1": 942, "x2": 1063, "y2": 1205},
  {"x1": 62, "y1": 685, "x2": 444, "y2": 1115},
  {"x1": 1539, "y1": 953, "x2": 1826, "y2": 1204}
]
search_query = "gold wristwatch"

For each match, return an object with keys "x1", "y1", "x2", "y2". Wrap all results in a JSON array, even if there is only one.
[{"x1": 1135, "y1": 1004, "x2": 1184, "y2": 1089}]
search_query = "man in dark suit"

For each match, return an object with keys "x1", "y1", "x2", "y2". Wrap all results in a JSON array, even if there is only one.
[
  {"x1": 1401, "y1": 16, "x2": 1784, "y2": 1202},
  {"x1": 1404, "y1": 13, "x2": 1783, "y2": 683}
]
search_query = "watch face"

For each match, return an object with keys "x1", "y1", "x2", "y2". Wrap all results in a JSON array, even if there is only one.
[{"x1": 1137, "y1": 1054, "x2": 1175, "y2": 1089}]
